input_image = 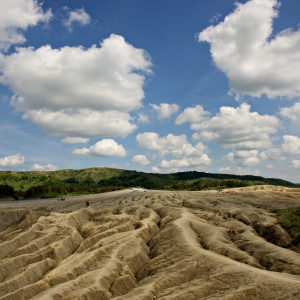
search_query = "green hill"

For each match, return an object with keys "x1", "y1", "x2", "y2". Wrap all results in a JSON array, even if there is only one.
[{"x1": 0, "y1": 168, "x2": 299, "y2": 200}]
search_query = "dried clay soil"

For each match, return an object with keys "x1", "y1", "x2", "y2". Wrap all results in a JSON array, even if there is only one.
[{"x1": 0, "y1": 186, "x2": 300, "y2": 299}]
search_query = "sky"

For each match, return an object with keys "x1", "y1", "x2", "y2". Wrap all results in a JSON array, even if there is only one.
[{"x1": 0, "y1": 0, "x2": 300, "y2": 183}]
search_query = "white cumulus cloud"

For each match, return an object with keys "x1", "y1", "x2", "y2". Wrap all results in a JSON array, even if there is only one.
[
  {"x1": 0, "y1": 153, "x2": 25, "y2": 167},
  {"x1": 30, "y1": 163, "x2": 58, "y2": 171},
  {"x1": 150, "y1": 103, "x2": 179, "y2": 120},
  {"x1": 137, "y1": 132, "x2": 212, "y2": 172},
  {"x1": 72, "y1": 139, "x2": 126, "y2": 157},
  {"x1": 175, "y1": 105, "x2": 210, "y2": 125},
  {"x1": 280, "y1": 103, "x2": 300, "y2": 125},
  {"x1": 223, "y1": 150, "x2": 259, "y2": 167},
  {"x1": 136, "y1": 132, "x2": 188, "y2": 150},
  {"x1": 63, "y1": 8, "x2": 90, "y2": 30},
  {"x1": 289, "y1": 159, "x2": 300, "y2": 170},
  {"x1": 0, "y1": 0, "x2": 52, "y2": 51},
  {"x1": 61, "y1": 137, "x2": 90, "y2": 144},
  {"x1": 23, "y1": 109, "x2": 136, "y2": 138},
  {"x1": 158, "y1": 155, "x2": 211, "y2": 169},
  {"x1": 199, "y1": 0, "x2": 300, "y2": 99},
  {"x1": 266, "y1": 164, "x2": 275, "y2": 169},
  {"x1": 132, "y1": 155, "x2": 150, "y2": 166},
  {"x1": 260, "y1": 135, "x2": 300, "y2": 160},
  {"x1": 0, "y1": 34, "x2": 152, "y2": 138},
  {"x1": 137, "y1": 113, "x2": 149, "y2": 124},
  {"x1": 170, "y1": 142, "x2": 209, "y2": 158},
  {"x1": 219, "y1": 167, "x2": 231, "y2": 173},
  {"x1": 191, "y1": 103, "x2": 280, "y2": 150}
]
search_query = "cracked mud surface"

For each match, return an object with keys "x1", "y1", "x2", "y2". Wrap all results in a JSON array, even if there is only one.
[{"x1": 0, "y1": 186, "x2": 300, "y2": 299}]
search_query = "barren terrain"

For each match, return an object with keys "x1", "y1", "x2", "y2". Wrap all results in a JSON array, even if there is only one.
[{"x1": 0, "y1": 186, "x2": 300, "y2": 299}]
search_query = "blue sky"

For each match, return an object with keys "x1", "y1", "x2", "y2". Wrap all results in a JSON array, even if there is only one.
[{"x1": 1, "y1": 0, "x2": 300, "y2": 183}]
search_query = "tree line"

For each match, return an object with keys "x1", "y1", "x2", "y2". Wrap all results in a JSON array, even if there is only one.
[
  {"x1": 0, "y1": 184, "x2": 124, "y2": 200},
  {"x1": 167, "y1": 179, "x2": 263, "y2": 191}
]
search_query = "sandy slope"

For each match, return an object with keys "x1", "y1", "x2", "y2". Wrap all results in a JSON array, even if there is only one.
[{"x1": 0, "y1": 186, "x2": 300, "y2": 299}]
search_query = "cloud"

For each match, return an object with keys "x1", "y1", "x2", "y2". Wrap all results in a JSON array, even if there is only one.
[
  {"x1": 0, "y1": 34, "x2": 152, "y2": 138},
  {"x1": 151, "y1": 166, "x2": 161, "y2": 173},
  {"x1": 175, "y1": 105, "x2": 210, "y2": 125},
  {"x1": 137, "y1": 132, "x2": 212, "y2": 171},
  {"x1": 158, "y1": 155, "x2": 211, "y2": 169},
  {"x1": 61, "y1": 137, "x2": 89, "y2": 144},
  {"x1": 222, "y1": 166, "x2": 261, "y2": 177},
  {"x1": 280, "y1": 103, "x2": 300, "y2": 125},
  {"x1": 266, "y1": 164, "x2": 275, "y2": 169},
  {"x1": 0, "y1": 0, "x2": 52, "y2": 51},
  {"x1": 30, "y1": 163, "x2": 58, "y2": 171},
  {"x1": 132, "y1": 155, "x2": 150, "y2": 166},
  {"x1": 289, "y1": 159, "x2": 300, "y2": 170},
  {"x1": 63, "y1": 8, "x2": 90, "y2": 30},
  {"x1": 150, "y1": 103, "x2": 179, "y2": 120},
  {"x1": 170, "y1": 142, "x2": 209, "y2": 158},
  {"x1": 0, "y1": 153, "x2": 25, "y2": 167},
  {"x1": 223, "y1": 150, "x2": 259, "y2": 167},
  {"x1": 191, "y1": 103, "x2": 280, "y2": 150},
  {"x1": 199, "y1": 0, "x2": 300, "y2": 99},
  {"x1": 259, "y1": 148, "x2": 283, "y2": 161},
  {"x1": 72, "y1": 139, "x2": 126, "y2": 157},
  {"x1": 136, "y1": 132, "x2": 188, "y2": 150},
  {"x1": 260, "y1": 135, "x2": 300, "y2": 160},
  {"x1": 219, "y1": 167, "x2": 231, "y2": 173},
  {"x1": 137, "y1": 113, "x2": 149, "y2": 124},
  {"x1": 23, "y1": 109, "x2": 136, "y2": 138},
  {"x1": 154, "y1": 142, "x2": 209, "y2": 159},
  {"x1": 209, "y1": 13, "x2": 222, "y2": 24}
]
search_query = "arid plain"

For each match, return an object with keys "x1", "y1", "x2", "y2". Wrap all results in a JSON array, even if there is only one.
[{"x1": 1, "y1": 186, "x2": 300, "y2": 299}]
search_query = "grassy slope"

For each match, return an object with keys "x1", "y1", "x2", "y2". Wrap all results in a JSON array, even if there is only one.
[
  {"x1": 276, "y1": 207, "x2": 300, "y2": 248},
  {"x1": 0, "y1": 168, "x2": 299, "y2": 192}
]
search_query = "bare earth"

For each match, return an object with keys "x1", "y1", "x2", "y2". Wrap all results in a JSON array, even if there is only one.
[{"x1": 0, "y1": 186, "x2": 300, "y2": 300}]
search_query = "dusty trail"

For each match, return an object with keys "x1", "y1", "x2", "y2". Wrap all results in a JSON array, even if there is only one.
[{"x1": 0, "y1": 186, "x2": 300, "y2": 299}]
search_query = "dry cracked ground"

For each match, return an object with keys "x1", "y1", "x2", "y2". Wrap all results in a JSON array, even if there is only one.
[{"x1": 0, "y1": 186, "x2": 300, "y2": 299}]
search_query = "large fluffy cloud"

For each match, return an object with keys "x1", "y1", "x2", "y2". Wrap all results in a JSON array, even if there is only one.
[
  {"x1": 0, "y1": 34, "x2": 152, "y2": 137},
  {"x1": 260, "y1": 135, "x2": 300, "y2": 160},
  {"x1": 175, "y1": 105, "x2": 210, "y2": 125},
  {"x1": 72, "y1": 139, "x2": 126, "y2": 157},
  {"x1": 0, "y1": 154, "x2": 25, "y2": 167},
  {"x1": 132, "y1": 155, "x2": 150, "y2": 166},
  {"x1": 191, "y1": 103, "x2": 280, "y2": 150},
  {"x1": 0, "y1": 0, "x2": 52, "y2": 51},
  {"x1": 280, "y1": 103, "x2": 300, "y2": 125},
  {"x1": 23, "y1": 109, "x2": 136, "y2": 138},
  {"x1": 199, "y1": 0, "x2": 300, "y2": 99},
  {"x1": 150, "y1": 103, "x2": 179, "y2": 120}
]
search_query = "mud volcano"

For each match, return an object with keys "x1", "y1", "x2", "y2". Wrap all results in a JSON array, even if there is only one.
[{"x1": 0, "y1": 186, "x2": 300, "y2": 299}]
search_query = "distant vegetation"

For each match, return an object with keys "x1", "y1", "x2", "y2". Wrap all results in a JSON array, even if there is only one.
[{"x1": 0, "y1": 168, "x2": 299, "y2": 200}]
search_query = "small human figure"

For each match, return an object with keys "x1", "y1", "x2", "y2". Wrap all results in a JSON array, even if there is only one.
[{"x1": 86, "y1": 201, "x2": 89, "y2": 207}]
